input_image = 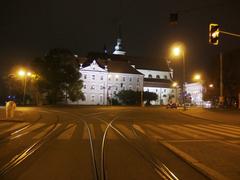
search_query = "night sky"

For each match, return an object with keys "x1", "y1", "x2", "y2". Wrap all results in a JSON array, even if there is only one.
[{"x1": 0, "y1": 0, "x2": 240, "y2": 78}]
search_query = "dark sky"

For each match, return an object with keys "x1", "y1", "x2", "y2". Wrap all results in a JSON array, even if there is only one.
[{"x1": 0, "y1": 0, "x2": 240, "y2": 78}]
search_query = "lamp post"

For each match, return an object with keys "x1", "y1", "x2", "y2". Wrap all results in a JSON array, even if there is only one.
[
  {"x1": 171, "y1": 45, "x2": 186, "y2": 110},
  {"x1": 17, "y1": 69, "x2": 32, "y2": 105}
]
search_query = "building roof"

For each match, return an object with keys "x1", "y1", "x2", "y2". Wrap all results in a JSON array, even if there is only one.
[
  {"x1": 79, "y1": 57, "x2": 143, "y2": 75},
  {"x1": 86, "y1": 52, "x2": 170, "y2": 71}
]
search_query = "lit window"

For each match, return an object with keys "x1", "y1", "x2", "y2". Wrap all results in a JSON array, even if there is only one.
[{"x1": 148, "y1": 74, "x2": 152, "y2": 78}]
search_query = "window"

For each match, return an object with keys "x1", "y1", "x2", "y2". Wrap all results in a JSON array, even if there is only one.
[
  {"x1": 84, "y1": 75, "x2": 87, "y2": 79},
  {"x1": 137, "y1": 78, "x2": 139, "y2": 82},
  {"x1": 92, "y1": 75, "x2": 95, "y2": 80},
  {"x1": 120, "y1": 83, "x2": 123, "y2": 88},
  {"x1": 115, "y1": 75, "x2": 119, "y2": 81},
  {"x1": 129, "y1": 86, "x2": 132, "y2": 90},
  {"x1": 129, "y1": 77, "x2": 132, "y2": 82},
  {"x1": 108, "y1": 75, "x2": 111, "y2": 81},
  {"x1": 100, "y1": 85, "x2": 104, "y2": 90},
  {"x1": 100, "y1": 76, "x2": 103, "y2": 80},
  {"x1": 123, "y1": 77, "x2": 126, "y2": 81},
  {"x1": 156, "y1": 75, "x2": 160, "y2": 79},
  {"x1": 91, "y1": 85, "x2": 95, "y2": 90},
  {"x1": 83, "y1": 84, "x2": 86, "y2": 89},
  {"x1": 164, "y1": 75, "x2": 168, "y2": 79},
  {"x1": 91, "y1": 96, "x2": 95, "y2": 102},
  {"x1": 100, "y1": 96, "x2": 103, "y2": 103},
  {"x1": 148, "y1": 74, "x2": 152, "y2": 78}
]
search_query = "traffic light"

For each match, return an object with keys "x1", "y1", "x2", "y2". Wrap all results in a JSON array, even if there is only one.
[
  {"x1": 170, "y1": 13, "x2": 178, "y2": 24},
  {"x1": 209, "y1": 23, "x2": 220, "y2": 45}
]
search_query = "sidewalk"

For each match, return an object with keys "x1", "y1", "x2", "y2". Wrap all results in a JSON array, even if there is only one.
[{"x1": 180, "y1": 107, "x2": 240, "y2": 124}]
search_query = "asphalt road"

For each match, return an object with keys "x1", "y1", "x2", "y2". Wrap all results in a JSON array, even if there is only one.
[{"x1": 0, "y1": 106, "x2": 240, "y2": 180}]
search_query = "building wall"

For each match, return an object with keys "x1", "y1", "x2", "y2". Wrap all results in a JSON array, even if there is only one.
[
  {"x1": 185, "y1": 82, "x2": 203, "y2": 106},
  {"x1": 144, "y1": 87, "x2": 176, "y2": 105},
  {"x1": 137, "y1": 69, "x2": 171, "y2": 80},
  {"x1": 70, "y1": 60, "x2": 144, "y2": 105}
]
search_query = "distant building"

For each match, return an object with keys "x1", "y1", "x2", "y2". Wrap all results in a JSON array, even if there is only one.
[
  {"x1": 69, "y1": 28, "x2": 177, "y2": 105},
  {"x1": 185, "y1": 82, "x2": 203, "y2": 106}
]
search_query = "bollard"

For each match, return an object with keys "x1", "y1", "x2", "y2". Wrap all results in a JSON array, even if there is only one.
[{"x1": 6, "y1": 101, "x2": 16, "y2": 119}]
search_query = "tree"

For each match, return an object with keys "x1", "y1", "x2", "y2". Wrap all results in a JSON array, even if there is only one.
[
  {"x1": 33, "y1": 48, "x2": 84, "y2": 104},
  {"x1": 143, "y1": 91, "x2": 158, "y2": 105},
  {"x1": 116, "y1": 90, "x2": 141, "y2": 105}
]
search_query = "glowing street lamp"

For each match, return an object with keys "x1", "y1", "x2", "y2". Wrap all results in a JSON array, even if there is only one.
[
  {"x1": 172, "y1": 82, "x2": 178, "y2": 87},
  {"x1": 171, "y1": 44, "x2": 186, "y2": 110},
  {"x1": 18, "y1": 70, "x2": 26, "y2": 77},
  {"x1": 193, "y1": 74, "x2": 201, "y2": 81},
  {"x1": 209, "y1": 84, "x2": 214, "y2": 88},
  {"x1": 17, "y1": 68, "x2": 33, "y2": 105},
  {"x1": 172, "y1": 47, "x2": 181, "y2": 57}
]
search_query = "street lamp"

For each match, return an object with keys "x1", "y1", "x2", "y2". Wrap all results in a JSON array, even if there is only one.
[
  {"x1": 171, "y1": 44, "x2": 186, "y2": 110},
  {"x1": 193, "y1": 74, "x2": 201, "y2": 81},
  {"x1": 17, "y1": 69, "x2": 33, "y2": 105}
]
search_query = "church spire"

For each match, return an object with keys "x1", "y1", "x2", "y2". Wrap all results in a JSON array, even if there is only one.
[{"x1": 113, "y1": 24, "x2": 126, "y2": 55}]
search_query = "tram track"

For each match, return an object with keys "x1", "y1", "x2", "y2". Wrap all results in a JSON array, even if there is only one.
[
  {"x1": 0, "y1": 114, "x2": 43, "y2": 143},
  {"x1": 0, "y1": 113, "x2": 74, "y2": 177},
  {"x1": 131, "y1": 121, "x2": 211, "y2": 180}
]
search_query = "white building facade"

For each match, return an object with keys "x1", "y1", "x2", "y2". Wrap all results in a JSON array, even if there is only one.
[
  {"x1": 185, "y1": 82, "x2": 203, "y2": 106},
  {"x1": 71, "y1": 59, "x2": 144, "y2": 105}
]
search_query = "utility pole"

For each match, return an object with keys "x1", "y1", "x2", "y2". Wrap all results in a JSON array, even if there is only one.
[{"x1": 219, "y1": 52, "x2": 224, "y2": 105}]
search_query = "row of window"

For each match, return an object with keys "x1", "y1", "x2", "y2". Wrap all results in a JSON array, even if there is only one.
[
  {"x1": 84, "y1": 84, "x2": 139, "y2": 91},
  {"x1": 147, "y1": 74, "x2": 168, "y2": 79},
  {"x1": 83, "y1": 74, "x2": 140, "y2": 82}
]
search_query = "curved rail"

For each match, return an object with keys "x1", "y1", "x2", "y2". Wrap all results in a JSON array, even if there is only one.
[
  {"x1": 0, "y1": 117, "x2": 62, "y2": 176},
  {"x1": 0, "y1": 114, "x2": 42, "y2": 143},
  {"x1": 98, "y1": 118, "x2": 179, "y2": 180}
]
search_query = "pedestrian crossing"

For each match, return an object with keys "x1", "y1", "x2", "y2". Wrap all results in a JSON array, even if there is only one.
[{"x1": 1, "y1": 122, "x2": 240, "y2": 143}]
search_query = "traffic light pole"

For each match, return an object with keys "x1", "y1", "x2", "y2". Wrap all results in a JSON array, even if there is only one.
[
  {"x1": 219, "y1": 31, "x2": 240, "y2": 38},
  {"x1": 219, "y1": 52, "x2": 224, "y2": 105}
]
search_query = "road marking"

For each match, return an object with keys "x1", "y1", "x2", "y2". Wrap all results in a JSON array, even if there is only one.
[
  {"x1": 209, "y1": 124, "x2": 240, "y2": 133},
  {"x1": 57, "y1": 124, "x2": 76, "y2": 140},
  {"x1": 145, "y1": 124, "x2": 182, "y2": 140},
  {"x1": 185, "y1": 125, "x2": 240, "y2": 138},
  {"x1": 159, "y1": 124, "x2": 203, "y2": 139},
  {"x1": 171, "y1": 125, "x2": 222, "y2": 139},
  {"x1": 82, "y1": 124, "x2": 96, "y2": 140},
  {"x1": 0, "y1": 123, "x2": 29, "y2": 135},
  {"x1": 32, "y1": 124, "x2": 61, "y2": 139},
  {"x1": 115, "y1": 124, "x2": 134, "y2": 139},
  {"x1": 198, "y1": 124, "x2": 240, "y2": 136},
  {"x1": 160, "y1": 142, "x2": 230, "y2": 180},
  {"x1": 133, "y1": 124, "x2": 146, "y2": 135}
]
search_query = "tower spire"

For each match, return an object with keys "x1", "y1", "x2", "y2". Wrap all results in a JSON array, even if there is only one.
[{"x1": 113, "y1": 23, "x2": 126, "y2": 55}]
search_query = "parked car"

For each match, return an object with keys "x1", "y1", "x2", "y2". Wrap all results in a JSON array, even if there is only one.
[{"x1": 166, "y1": 103, "x2": 177, "y2": 109}]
